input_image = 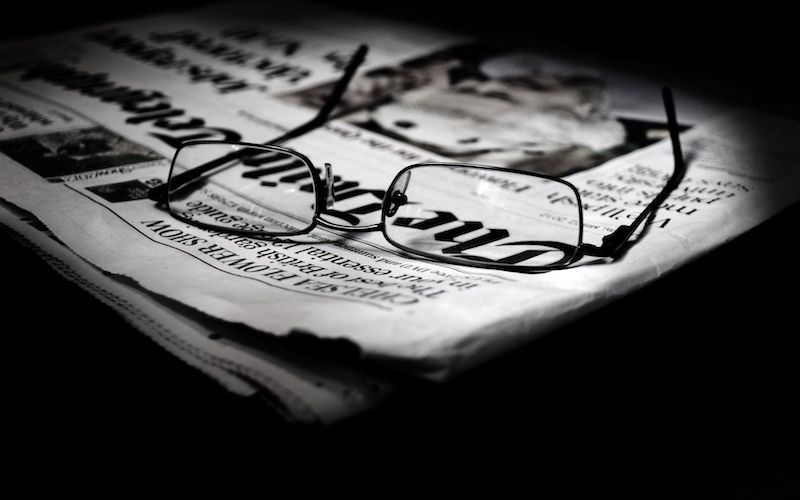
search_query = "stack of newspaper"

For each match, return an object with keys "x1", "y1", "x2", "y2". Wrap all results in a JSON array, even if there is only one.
[{"x1": 1, "y1": 0, "x2": 799, "y2": 423}]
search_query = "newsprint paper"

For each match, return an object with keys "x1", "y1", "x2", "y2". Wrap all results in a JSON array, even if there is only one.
[{"x1": 1, "y1": 1, "x2": 799, "y2": 423}]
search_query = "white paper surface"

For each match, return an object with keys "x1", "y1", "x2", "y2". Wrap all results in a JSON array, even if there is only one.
[{"x1": 1, "y1": 1, "x2": 798, "y2": 419}]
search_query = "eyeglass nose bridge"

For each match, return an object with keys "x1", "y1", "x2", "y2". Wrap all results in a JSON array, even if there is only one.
[
  {"x1": 315, "y1": 161, "x2": 382, "y2": 233},
  {"x1": 323, "y1": 162, "x2": 335, "y2": 210},
  {"x1": 385, "y1": 170, "x2": 411, "y2": 217}
]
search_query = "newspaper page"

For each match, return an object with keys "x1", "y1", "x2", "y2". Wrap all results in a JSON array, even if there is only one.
[
  {"x1": 0, "y1": 201, "x2": 398, "y2": 423},
  {"x1": 1, "y1": 0, "x2": 799, "y2": 397},
  {"x1": 0, "y1": 200, "x2": 401, "y2": 423}
]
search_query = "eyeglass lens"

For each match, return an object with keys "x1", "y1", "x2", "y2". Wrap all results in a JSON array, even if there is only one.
[
  {"x1": 165, "y1": 144, "x2": 583, "y2": 268},
  {"x1": 166, "y1": 143, "x2": 318, "y2": 235},
  {"x1": 383, "y1": 165, "x2": 581, "y2": 268}
]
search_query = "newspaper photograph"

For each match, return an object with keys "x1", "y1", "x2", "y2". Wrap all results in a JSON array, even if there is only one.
[
  {"x1": 284, "y1": 43, "x2": 689, "y2": 177},
  {"x1": 1, "y1": 0, "x2": 799, "y2": 420}
]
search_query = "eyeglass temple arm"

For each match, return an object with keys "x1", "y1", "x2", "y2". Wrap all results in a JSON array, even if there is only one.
[
  {"x1": 580, "y1": 87, "x2": 686, "y2": 259},
  {"x1": 262, "y1": 44, "x2": 369, "y2": 147},
  {"x1": 148, "y1": 44, "x2": 369, "y2": 203}
]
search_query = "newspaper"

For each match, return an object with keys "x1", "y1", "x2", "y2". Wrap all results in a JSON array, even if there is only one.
[
  {"x1": 0, "y1": 201, "x2": 398, "y2": 423},
  {"x1": 0, "y1": 200, "x2": 401, "y2": 423},
  {"x1": 2, "y1": 1, "x2": 799, "y2": 419}
]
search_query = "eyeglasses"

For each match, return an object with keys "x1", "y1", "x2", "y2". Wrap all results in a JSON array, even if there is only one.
[{"x1": 148, "y1": 44, "x2": 686, "y2": 273}]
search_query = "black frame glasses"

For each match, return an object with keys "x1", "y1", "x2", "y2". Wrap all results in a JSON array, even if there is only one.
[{"x1": 148, "y1": 44, "x2": 686, "y2": 273}]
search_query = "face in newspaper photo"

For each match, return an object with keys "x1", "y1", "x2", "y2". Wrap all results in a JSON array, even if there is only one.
[{"x1": 284, "y1": 44, "x2": 675, "y2": 177}]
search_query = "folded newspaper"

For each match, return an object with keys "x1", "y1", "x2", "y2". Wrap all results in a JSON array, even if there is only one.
[{"x1": 1, "y1": 0, "x2": 799, "y2": 423}]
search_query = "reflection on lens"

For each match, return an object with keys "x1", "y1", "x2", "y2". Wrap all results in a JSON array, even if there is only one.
[
  {"x1": 383, "y1": 164, "x2": 581, "y2": 269},
  {"x1": 166, "y1": 143, "x2": 317, "y2": 235}
]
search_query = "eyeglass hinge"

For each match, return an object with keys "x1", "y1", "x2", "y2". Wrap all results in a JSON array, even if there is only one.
[
  {"x1": 581, "y1": 225, "x2": 632, "y2": 258},
  {"x1": 148, "y1": 183, "x2": 168, "y2": 203},
  {"x1": 601, "y1": 225, "x2": 632, "y2": 254}
]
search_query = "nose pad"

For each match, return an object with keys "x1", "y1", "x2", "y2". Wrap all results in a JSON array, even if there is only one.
[
  {"x1": 324, "y1": 162, "x2": 335, "y2": 209},
  {"x1": 386, "y1": 170, "x2": 411, "y2": 217}
]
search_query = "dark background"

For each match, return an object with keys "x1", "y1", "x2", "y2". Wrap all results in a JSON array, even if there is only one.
[{"x1": 3, "y1": 1, "x2": 798, "y2": 495}]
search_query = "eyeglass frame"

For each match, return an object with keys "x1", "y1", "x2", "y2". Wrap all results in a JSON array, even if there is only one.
[{"x1": 148, "y1": 43, "x2": 686, "y2": 273}]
